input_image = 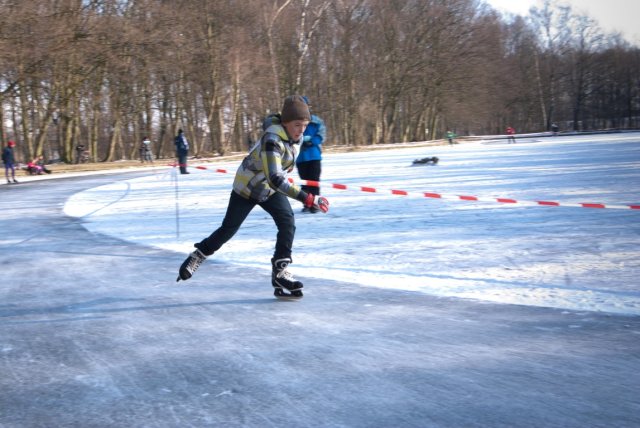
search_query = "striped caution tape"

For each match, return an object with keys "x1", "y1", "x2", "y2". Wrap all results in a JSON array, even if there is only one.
[
  {"x1": 182, "y1": 164, "x2": 640, "y2": 211},
  {"x1": 293, "y1": 179, "x2": 639, "y2": 210}
]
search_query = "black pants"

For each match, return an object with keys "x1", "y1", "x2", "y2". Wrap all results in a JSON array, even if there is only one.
[
  {"x1": 297, "y1": 160, "x2": 321, "y2": 196},
  {"x1": 177, "y1": 152, "x2": 188, "y2": 173},
  {"x1": 198, "y1": 191, "x2": 295, "y2": 260}
]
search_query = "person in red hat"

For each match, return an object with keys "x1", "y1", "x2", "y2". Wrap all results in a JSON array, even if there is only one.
[
  {"x1": 506, "y1": 126, "x2": 516, "y2": 144},
  {"x1": 2, "y1": 141, "x2": 18, "y2": 184}
]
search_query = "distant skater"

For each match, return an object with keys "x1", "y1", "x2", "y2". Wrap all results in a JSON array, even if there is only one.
[
  {"x1": 446, "y1": 130, "x2": 456, "y2": 145},
  {"x1": 175, "y1": 129, "x2": 189, "y2": 174},
  {"x1": 506, "y1": 126, "x2": 516, "y2": 144},
  {"x1": 140, "y1": 137, "x2": 154, "y2": 163},
  {"x1": 2, "y1": 140, "x2": 18, "y2": 184}
]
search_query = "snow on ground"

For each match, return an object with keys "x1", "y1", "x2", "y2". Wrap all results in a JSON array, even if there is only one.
[{"x1": 64, "y1": 133, "x2": 640, "y2": 315}]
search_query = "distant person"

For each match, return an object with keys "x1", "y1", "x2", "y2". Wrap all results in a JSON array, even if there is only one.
[
  {"x1": 551, "y1": 123, "x2": 559, "y2": 136},
  {"x1": 36, "y1": 156, "x2": 52, "y2": 174},
  {"x1": 296, "y1": 96, "x2": 326, "y2": 213},
  {"x1": 140, "y1": 136, "x2": 154, "y2": 163},
  {"x1": 446, "y1": 130, "x2": 456, "y2": 145},
  {"x1": 506, "y1": 126, "x2": 516, "y2": 144},
  {"x1": 25, "y1": 159, "x2": 40, "y2": 175},
  {"x1": 2, "y1": 140, "x2": 17, "y2": 184},
  {"x1": 26, "y1": 156, "x2": 51, "y2": 175},
  {"x1": 176, "y1": 95, "x2": 329, "y2": 300},
  {"x1": 75, "y1": 144, "x2": 85, "y2": 164},
  {"x1": 175, "y1": 129, "x2": 189, "y2": 174}
]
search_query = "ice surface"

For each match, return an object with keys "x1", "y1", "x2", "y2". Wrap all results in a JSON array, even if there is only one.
[
  {"x1": 64, "y1": 133, "x2": 640, "y2": 315},
  {"x1": 2, "y1": 133, "x2": 640, "y2": 427}
]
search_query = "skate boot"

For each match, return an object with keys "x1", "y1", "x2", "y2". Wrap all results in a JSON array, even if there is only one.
[
  {"x1": 176, "y1": 247, "x2": 207, "y2": 282},
  {"x1": 272, "y1": 257, "x2": 303, "y2": 300}
]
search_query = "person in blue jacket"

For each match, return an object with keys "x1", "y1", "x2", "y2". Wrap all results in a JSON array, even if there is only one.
[
  {"x1": 2, "y1": 140, "x2": 18, "y2": 184},
  {"x1": 174, "y1": 129, "x2": 190, "y2": 174},
  {"x1": 296, "y1": 96, "x2": 326, "y2": 213}
]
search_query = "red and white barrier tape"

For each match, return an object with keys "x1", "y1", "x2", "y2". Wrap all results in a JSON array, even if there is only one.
[
  {"x1": 291, "y1": 178, "x2": 639, "y2": 210},
  {"x1": 178, "y1": 164, "x2": 640, "y2": 211}
]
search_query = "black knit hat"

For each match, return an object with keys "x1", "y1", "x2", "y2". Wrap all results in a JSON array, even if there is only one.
[{"x1": 280, "y1": 95, "x2": 311, "y2": 123}]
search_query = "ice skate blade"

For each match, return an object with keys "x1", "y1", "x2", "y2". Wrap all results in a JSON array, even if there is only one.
[
  {"x1": 275, "y1": 294, "x2": 303, "y2": 301},
  {"x1": 276, "y1": 294, "x2": 303, "y2": 302},
  {"x1": 274, "y1": 289, "x2": 303, "y2": 301}
]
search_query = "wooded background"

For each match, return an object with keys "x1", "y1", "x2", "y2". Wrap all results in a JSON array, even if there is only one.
[{"x1": 1, "y1": 0, "x2": 638, "y2": 163}]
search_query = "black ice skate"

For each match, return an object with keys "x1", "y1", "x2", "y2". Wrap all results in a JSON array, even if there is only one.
[
  {"x1": 272, "y1": 257, "x2": 303, "y2": 300},
  {"x1": 176, "y1": 248, "x2": 207, "y2": 282}
]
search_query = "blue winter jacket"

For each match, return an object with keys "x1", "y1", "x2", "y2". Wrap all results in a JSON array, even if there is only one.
[
  {"x1": 296, "y1": 114, "x2": 325, "y2": 164},
  {"x1": 2, "y1": 147, "x2": 14, "y2": 164},
  {"x1": 175, "y1": 134, "x2": 189, "y2": 155}
]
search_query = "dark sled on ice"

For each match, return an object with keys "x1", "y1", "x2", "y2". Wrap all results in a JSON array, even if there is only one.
[{"x1": 412, "y1": 156, "x2": 439, "y2": 165}]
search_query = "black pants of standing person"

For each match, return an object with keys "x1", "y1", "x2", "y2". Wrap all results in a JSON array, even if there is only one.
[
  {"x1": 196, "y1": 191, "x2": 295, "y2": 260},
  {"x1": 297, "y1": 160, "x2": 321, "y2": 196},
  {"x1": 177, "y1": 152, "x2": 188, "y2": 174}
]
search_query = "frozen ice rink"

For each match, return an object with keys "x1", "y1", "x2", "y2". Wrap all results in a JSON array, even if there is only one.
[
  {"x1": 67, "y1": 132, "x2": 640, "y2": 314},
  {"x1": 1, "y1": 133, "x2": 639, "y2": 427}
]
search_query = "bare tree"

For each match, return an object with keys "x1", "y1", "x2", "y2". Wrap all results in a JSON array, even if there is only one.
[
  {"x1": 529, "y1": 0, "x2": 573, "y2": 130},
  {"x1": 565, "y1": 14, "x2": 603, "y2": 130},
  {"x1": 266, "y1": 0, "x2": 294, "y2": 101}
]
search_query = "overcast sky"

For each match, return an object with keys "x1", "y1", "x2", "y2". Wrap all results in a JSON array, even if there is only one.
[{"x1": 485, "y1": 0, "x2": 640, "y2": 45}]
